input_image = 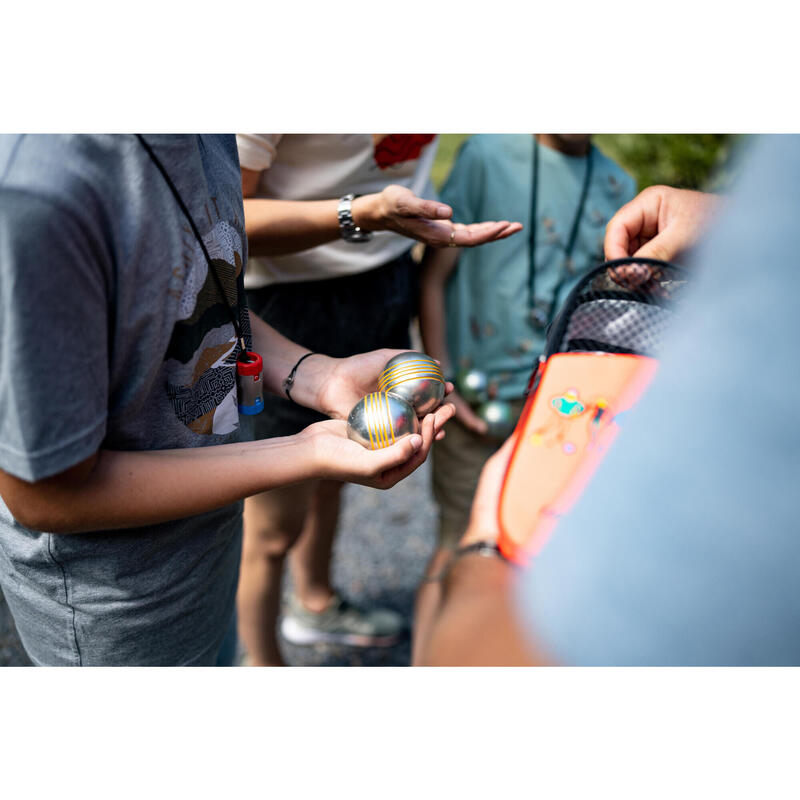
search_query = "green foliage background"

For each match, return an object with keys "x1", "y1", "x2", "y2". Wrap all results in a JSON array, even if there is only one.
[{"x1": 432, "y1": 134, "x2": 739, "y2": 193}]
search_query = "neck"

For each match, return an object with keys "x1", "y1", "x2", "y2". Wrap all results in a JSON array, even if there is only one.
[{"x1": 535, "y1": 134, "x2": 590, "y2": 157}]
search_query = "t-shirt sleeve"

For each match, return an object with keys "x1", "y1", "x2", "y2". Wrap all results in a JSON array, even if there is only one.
[
  {"x1": 235, "y1": 134, "x2": 283, "y2": 172},
  {"x1": 0, "y1": 190, "x2": 110, "y2": 482},
  {"x1": 440, "y1": 137, "x2": 486, "y2": 225}
]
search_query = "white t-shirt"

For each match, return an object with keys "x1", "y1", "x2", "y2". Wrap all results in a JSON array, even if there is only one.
[{"x1": 237, "y1": 134, "x2": 439, "y2": 288}]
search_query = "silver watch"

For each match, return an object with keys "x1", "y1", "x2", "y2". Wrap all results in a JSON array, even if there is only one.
[{"x1": 337, "y1": 193, "x2": 373, "y2": 243}]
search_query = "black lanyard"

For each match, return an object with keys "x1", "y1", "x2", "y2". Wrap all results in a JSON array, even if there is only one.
[
  {"x1": 527, "y1": 137, "x2": 594, "y2": 329},
  {"x1": 136, "y1": 134, "x2": 248, "y2": 356}
]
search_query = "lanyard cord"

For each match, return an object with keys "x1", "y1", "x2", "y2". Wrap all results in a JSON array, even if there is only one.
[
  {"x1": 528, "y1": 137, "x2": 594, "y2": 327},
  {"x1": 135, "y1": 134, "x2": 248, "y2": 356}
]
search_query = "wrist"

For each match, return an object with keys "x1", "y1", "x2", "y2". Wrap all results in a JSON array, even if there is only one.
[
  {"x1": 284, "y1": 353, "x2": 337, "y2": 412},
  {"x1": 351, "y1": 193, "x2": 382, "y2": 232},
  {"x1": 443, "y1": 546, "x2": 513, "y2": 594}
]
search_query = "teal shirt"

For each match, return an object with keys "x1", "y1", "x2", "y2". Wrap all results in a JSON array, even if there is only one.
[{"x1": 441, "y1": 134, "x2": 636, "y2": 399}]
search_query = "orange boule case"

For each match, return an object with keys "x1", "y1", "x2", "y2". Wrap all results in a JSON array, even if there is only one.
[{"x1": 497, "y1": 259, "x2": 687, "y2": 565}]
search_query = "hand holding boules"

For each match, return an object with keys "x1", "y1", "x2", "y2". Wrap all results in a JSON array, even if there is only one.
[{"x1": 377, "y1": 351, "x2": 446, "y2": 417}]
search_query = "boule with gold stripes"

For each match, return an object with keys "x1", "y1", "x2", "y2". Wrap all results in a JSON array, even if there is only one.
[
  {"x1": 377, "y1": 351, "x2": 445, "y2": 417},
  {"x1": 346, "y1": 391, "x2": 420, "y2": 450}
]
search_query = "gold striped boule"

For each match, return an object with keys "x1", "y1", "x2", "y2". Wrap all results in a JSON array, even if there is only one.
[
  {"x1": 346, "y1": 391, "x2": 420, "y2": 450},
  {"x1": 377, "y1": 351, "x2": 446, "y2": 416}
]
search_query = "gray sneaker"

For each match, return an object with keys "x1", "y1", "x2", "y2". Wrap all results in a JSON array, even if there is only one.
[{"x1": 279, "y1": 594, "x2": 403, "y2": 647}]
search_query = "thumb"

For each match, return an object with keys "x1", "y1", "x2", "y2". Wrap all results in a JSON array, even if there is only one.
[
  {"x1": 400, "y1": 194, "x2": 453, "y2": 221},
  {"x1": 365, "y1": 433, "x2": 423, "y2": 473},
  {"x1": 633, "y1": 227, "x2": 684, "y2": 263}
]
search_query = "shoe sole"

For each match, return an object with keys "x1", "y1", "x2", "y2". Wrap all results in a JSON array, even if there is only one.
[{"x1": 280, "y1": 617, "x2": 400, "y2": 648}]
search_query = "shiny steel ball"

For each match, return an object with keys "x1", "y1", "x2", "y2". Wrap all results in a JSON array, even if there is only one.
[
  {"x1": 346, "y1": 391, "x2": 420, "y2": 450},
  {"x1": 377, "y1": 351, "x2": 445, "y2": 417},
  {"x1": 456, "y1": 368, "x2": 489, "y2": 406},
  {"x1": 477, "y1": 399, "x2": 515, "y2": 441}
]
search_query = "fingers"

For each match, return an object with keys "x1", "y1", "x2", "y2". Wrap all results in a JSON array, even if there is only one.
[
  {"x1": 403, "y1": 195, "x2": 454, "y2": 221},
  {"x1": 403, "y1": 218, "x2": 523, "y2": 248},
  {"x1": 604, "y1": 190, "x2": 662, "y2": 260},
  {"x1": 365, "y1": 432, "x2": 424, "y2": 474},
  {"x1": 451, "y1": 393, "x2": 488, "y2": 435},
  {"x1": 463, "y1": 435, "x2": 518, "y2": 544},
  {"x1": 386, "y1": 185, "x2": 453, "y2": 221},
  {"x1": 452, "y1": 220, "x2": 523, "y2": 247}
]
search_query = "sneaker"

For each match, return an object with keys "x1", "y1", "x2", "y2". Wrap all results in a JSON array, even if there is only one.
[{"x1": 279, "y1": 593, "x2": 403, "y2": 647}]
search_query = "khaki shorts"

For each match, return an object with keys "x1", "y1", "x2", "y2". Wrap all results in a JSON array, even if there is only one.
[{"x1": 432, "y1": 399, "x2": 525, "y2": 550}]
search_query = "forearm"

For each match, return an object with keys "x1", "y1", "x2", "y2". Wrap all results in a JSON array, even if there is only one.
[
  {"x1": 421, "y1": 554, "x2": 542, "y2": 666},
  {"x1": 419, "y1": 249, "x2": 459, "y2": 373},
  {"x1": 247, "y1": 312, "x2": 337, "y2": 414},
  {"x1": 5, "y1": 435, "x2": 316, "y2": 534},
  {"x1": 243, "y1": 196, "x2": 377, "y2": 257}
]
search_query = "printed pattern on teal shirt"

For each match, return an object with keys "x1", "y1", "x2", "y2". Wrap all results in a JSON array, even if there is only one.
[{"x1": 441, "y1": 134, "x2": 637, "y2": 401}]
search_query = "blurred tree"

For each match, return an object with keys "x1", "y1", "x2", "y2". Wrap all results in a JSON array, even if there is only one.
[
  {"x1": 432, "y1": 134, "x2": 740, "y2": 194},
  {"x1": 594, "y1": 134, "x2": 737, "y2": 190}
]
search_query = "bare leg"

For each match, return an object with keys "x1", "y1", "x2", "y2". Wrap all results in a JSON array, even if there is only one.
[
  {"x1": 288, "y1": 479, "x2": 343, "y2": 613},
  {"x1": 237, "y1": 481, "x2": 317, "y2": 666},
  {"x1": 411, "y1": 547, "x2": 453, "y2": 665}
]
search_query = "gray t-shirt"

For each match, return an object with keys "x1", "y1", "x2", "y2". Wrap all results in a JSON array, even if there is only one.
[
  {"x1": 0, "y1": 134, "x2": 249, "y2": 665},
  {"x1": 517, "y1": 134, "x2": 800, "y2": 665}
]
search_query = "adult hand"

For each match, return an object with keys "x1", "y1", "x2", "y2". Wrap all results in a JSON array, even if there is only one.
[
  {"x1": 449, "y1": 390, "x2": 489, "y2": 436},
  {"x1": 353, "y1": 185, "x2": 523, "y2": 248},
  {"x1": 605, "y1": 186, "x2": 720, "y2": 263},
  {"x1": 299, "y1": 414, "x2": 443, "y2": 490},
  {"x1": 460, "y1": 435, "x2": 516, "y2": 546}
]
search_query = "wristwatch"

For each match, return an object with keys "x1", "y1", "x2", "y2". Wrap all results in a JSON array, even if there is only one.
[{"x1": 337, "y1": 193, "x2": 373, "y2": 243}]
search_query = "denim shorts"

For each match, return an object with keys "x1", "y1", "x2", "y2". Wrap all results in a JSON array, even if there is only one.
[{"x1": 246, "y1": 249, "x2": 416, "y2": 439}]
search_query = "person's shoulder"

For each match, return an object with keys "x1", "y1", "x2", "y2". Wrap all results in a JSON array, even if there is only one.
[
  {"x1": 0, "y1": 134, "x2": 138, "y2": 214},
  {"x1": 592, "y1": 144, "x2": 637, "y2": 196}
]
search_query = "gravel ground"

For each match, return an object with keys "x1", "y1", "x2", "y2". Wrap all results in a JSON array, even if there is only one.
[{"x1": 0, "y1": 459, "x2": 438, "y2": 668}]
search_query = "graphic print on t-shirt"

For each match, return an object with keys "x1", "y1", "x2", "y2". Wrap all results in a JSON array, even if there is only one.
[
  {"x1": 164, "y1": 207, "x2": 248, "y2": 437},
  {"x1": 371, "y1": 135, "x2": 436, "y2": 169}
]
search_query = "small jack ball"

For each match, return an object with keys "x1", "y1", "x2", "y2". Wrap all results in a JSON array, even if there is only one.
[
  {"x1": 346, "y1": 392, "x2": 420, "y2": 450},
  {"x1": 377, "y1": 351, "x2": 445, "y2": 417}
]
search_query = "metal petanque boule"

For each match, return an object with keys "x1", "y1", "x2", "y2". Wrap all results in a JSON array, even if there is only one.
[
  {"x1": 456, "y1": 368, "x2": 489, "y2": 406},
  {"x1": 346, "y1": 391, "x2": 420, "y2": 450},
  {"x1": 477, "y1": 399, "x2": 515, "y2": 441},
  {"x1": 377, "y1": 351, "x2": 445, "y2": 417}
]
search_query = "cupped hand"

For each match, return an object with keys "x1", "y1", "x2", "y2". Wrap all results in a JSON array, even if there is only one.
[
  {"x1": 300, "y1": 404, "x2": 455, "y2": 489},
  {"x1": 354, "y1": 185, "x2": 523, "y2": 248},
  {"x1": 317, "y1": 347, "x2": 455, "y2": 423}
]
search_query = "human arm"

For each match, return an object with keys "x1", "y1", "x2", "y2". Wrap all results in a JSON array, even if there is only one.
[
  {"x1": 0, "y1": 416, "x2": 436, "y2": 533},
  {"x1": 418, "y1": 244, "x2": 489, "y2": 435},
  {"x1": 418, "y1": 437, "x2": 550, "y2": 666},
  {"x1": 0, "y1": 310, "x2": 454, "y2": 534},
  {"x1": 241, "y1": 167, "x2": 522, "y2": 256}
]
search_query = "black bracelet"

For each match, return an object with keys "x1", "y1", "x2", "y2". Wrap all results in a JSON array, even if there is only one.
[{"x1": 282, "y1": 352, "x2": 317, "y2": 403}]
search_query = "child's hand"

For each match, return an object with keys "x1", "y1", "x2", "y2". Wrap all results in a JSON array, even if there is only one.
[
  {"x1": 298, "y1": 410, "x2": 453, "y2": 490},
  {"x1": 449, "y1": 390, "x2": 489, "y2": 436},
  {"x1": 316, "y1": 348, "x2": 455, "y2": 431}
]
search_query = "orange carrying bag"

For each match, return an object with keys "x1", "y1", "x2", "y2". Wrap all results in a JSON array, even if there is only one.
[{"x1": 497, "y1": 259, "x2": 687, "y2": 565}]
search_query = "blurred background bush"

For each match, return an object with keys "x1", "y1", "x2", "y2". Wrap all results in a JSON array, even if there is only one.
[{"x1": 432, "y1": 134, "x2": 743, "y2": 194}]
